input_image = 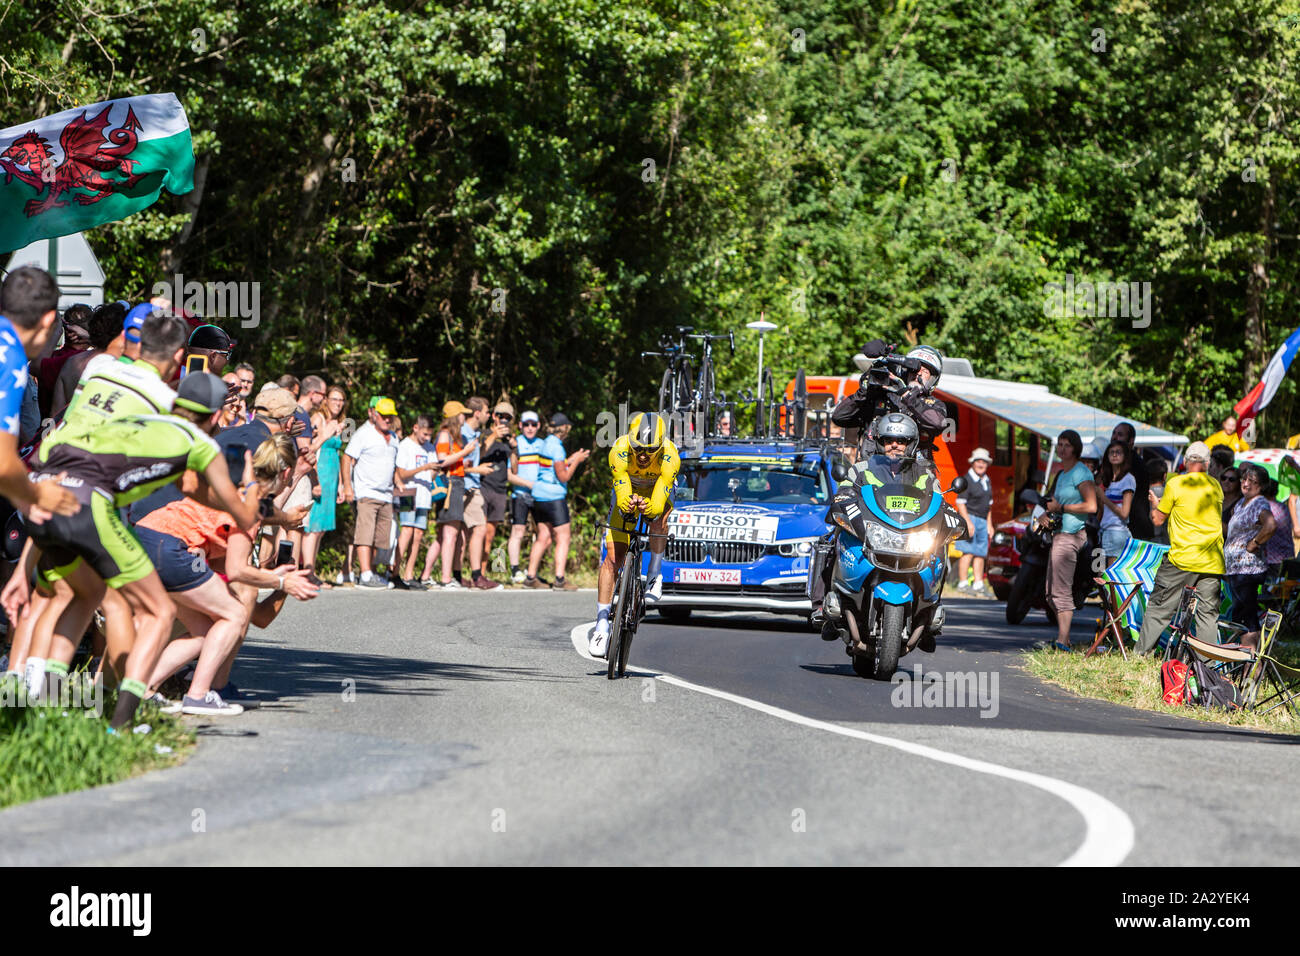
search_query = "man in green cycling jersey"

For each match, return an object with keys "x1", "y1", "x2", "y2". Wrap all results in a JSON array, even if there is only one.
[{"x1": 7, "y1": 372, "x2": 262, "y2": 729}]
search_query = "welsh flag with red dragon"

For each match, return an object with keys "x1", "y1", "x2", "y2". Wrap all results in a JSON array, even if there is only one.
[{"x1": 0, "y1": 93, "x2": 194, "y2": 253}]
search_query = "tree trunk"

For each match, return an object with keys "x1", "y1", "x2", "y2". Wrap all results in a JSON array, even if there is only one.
[{"x1": 1243, "y1": 175, "x2": 1275, "y2": 393}]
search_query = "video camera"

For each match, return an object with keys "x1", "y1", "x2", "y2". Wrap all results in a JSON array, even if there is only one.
[{"x1": 865, "y1": 350, "x2": 921, "y2": 388}]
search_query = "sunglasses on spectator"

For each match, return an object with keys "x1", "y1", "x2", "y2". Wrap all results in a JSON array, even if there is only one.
[
  {"x1": 522, "y1": 420, "x2": 539, "y2": 427},
  {"x1": 495, "y1": 413, "x2": 514, "y2": 422}
]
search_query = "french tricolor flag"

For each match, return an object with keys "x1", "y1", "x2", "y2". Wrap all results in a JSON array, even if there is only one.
[{"x1": 1236, "y1": 325, "x2": 1300, "y2": 428}]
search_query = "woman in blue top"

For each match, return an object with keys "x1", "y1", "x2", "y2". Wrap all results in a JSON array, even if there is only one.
[{"x1": 1040, "y1": 429, "x2": 1097, "y2": 651}]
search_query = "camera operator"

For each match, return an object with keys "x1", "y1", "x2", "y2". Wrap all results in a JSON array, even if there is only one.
[{"x1": 831, "y1": 340, "x2": 948, "y2": 470}]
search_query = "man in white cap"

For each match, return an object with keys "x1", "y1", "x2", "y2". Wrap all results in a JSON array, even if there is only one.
[
  {"x1": 954, "y1": 447, "x2": 993, "y2": 596},
  {"x1": 1135, "y1": 441, "x2": 1225, "y2": 655}
]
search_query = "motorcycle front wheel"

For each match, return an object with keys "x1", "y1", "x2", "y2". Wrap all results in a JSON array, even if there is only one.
[
  {"x1": 854, "y1": 603, "x2": 904, "y2": 681},
  {"x1": 1005, "y1": 564, "x2": 1038, "y2": 625}
]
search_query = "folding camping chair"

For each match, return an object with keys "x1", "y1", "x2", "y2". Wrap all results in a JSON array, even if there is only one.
[
  {"x1": 1178, "y1": 610, "x2": 1300, "y2": 716},
  {"x1": 1086, "y1": 539, "x2": 1169, "y2": 659}
]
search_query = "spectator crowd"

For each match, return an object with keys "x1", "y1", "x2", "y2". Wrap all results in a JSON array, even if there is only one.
[
  {"x1": 1032, "y1": 414, "x2": 1299, "y2": 652},
  {"x1": 0, "y1": 266, "x2": 590, "y2": 724}
]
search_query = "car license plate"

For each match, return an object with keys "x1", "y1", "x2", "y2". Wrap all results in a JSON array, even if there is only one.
[{"x1": 676, "y1": 568, "x2": 741, "y2": 585}]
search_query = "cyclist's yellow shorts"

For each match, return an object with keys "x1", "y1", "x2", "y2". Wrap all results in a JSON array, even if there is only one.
[{"x1": 605, "y1": 489, "x2": 673, "y2": 548}]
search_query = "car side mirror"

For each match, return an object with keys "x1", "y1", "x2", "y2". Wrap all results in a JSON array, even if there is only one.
[
  {"x1": 1019, "y1": 488, "x2": 1042, "y2": 505},
  {"x1": 831, "y1": 459, "x2": 849, "y2": 483},
  {"x1": 948, "y1": 476, "x2": 968, "y2": 495}
]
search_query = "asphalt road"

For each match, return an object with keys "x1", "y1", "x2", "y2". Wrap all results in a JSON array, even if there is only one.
[{"x1": 2, "y1": 590, "x2": 1296, "y2": 866}]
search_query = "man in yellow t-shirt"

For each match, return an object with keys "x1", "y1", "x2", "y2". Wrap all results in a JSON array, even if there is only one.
[
  {"x1": 1136, "y1": 442, "x2": 1225, "y2": 655},
  {"x1": 1204, "y1": 415, "x2": 1250, "y2": 453}
]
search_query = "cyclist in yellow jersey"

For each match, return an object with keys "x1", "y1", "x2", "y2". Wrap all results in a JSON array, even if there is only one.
[{"x1": 591, "y1": 412, "x2": 680, "y2": 657}]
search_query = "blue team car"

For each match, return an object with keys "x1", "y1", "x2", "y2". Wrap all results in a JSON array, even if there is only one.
[{"x1": 650, "y1": 439, "x2": 844, "y2": 621}]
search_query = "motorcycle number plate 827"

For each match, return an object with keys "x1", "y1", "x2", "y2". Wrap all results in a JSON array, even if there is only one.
[{"x1": 885, "y1": 495, "x2": 920, "y2": 513}]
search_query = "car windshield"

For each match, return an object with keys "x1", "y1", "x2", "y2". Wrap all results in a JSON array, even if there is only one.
[{"x1": 675, "y1": 461, "x2": 828, "y2": 504}]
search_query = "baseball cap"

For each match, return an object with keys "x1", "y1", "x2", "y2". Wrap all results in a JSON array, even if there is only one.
[
  {"x1": 520, "y1": 410, "x2": 540, "y2": 425},
  {"x1": 123, "y1": 303, "x2": 156, "y2": 343},
  {"x1": 968, "y1": 447, "x2": 992, "y2": 463},
  {"x1": 549, "y1": 412, "x2": 573, "y2": 427},
  {"x1": 374, "y1": 397, "x2": 398, "y2": 417},
  {"x1": 493, "y1": 402, "x2": 515, "y2": 418},
  {"x1": 188, "y1": 323, "x2": 233, "y2": 352},
  {"x1": 1185, "y1": 441, "x2": 1212, "y2": 463},
  {"x1": 443, "y1": 400, "x2": 470, "y2": 418},
  {"x1": 175, "y1": 371, "x2": 228, "y2": 415},
  {"x1": 253, "y1": 383, "x2": 299, "y2": 419}
]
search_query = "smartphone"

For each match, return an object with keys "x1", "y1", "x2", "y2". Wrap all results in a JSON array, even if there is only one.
[
  {"x1": 184, "y1": 353, "x2": 209, "y2": 376},
  {"x1": 223, "y1": 442, "x2": 247, "y2": 486},
  {"x1": 271, "y1": 540, "x2": 294, "y2": 569}
]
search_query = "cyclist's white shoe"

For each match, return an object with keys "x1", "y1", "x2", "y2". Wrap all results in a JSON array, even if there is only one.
[
  {"x1": 589, "y1": 624, "x2": 610, "y2": 659},
  {"x1": 645, "y1": 575, "x2": 663, "y2": 604}
]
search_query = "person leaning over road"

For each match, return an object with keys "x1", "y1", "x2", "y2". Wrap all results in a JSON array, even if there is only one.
[
  {"x1": 522, "y1": 412, "x2": 590, "y2": 591},
  {"x1": 340, "y1": 397, "x2": 400, "y2": 588},
  {"x1": 8, "y1": 373, "x2": 262, "y2": 729},
  {"x1": 460, "y1": 397, "x2": 500, "y2": 590},
  {"x1": 953, "y1": 447, "x2": 993, "y2": 596},
  {"x1": 1135, "y1": 441, "x2": 1225, "y2": 656},
  {"x1": 139, "y1": 431, "x2": 318, "y2": 715},
  {"x1": 1097, "y1": 440, "x2": 1135, "y2": 566},
  {"x1": 590, "y1": 413, "x2": 679, "y2": 658},
  {"x1": 1040, "y1": 430, "x2": 1097, "y2": 652},
  {"x1": 1223, "y1": 463, "x2": 1275, "y2": 631}
]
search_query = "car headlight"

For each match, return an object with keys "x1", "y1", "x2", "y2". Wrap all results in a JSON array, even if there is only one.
[
  {"x1": 777, "y1": 538, "x2": 818, "y2": 557},
  {"x1": 905, "y1": 529, "x2": 936, "y2": 554},
  {"x1": 865, "y1": 521, "x2": 905, "y2": 552}
]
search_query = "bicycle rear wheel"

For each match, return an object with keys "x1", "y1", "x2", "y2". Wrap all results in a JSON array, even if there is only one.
[{"x1": 607, "y1": 547, "x2": 639, "y2": 679}]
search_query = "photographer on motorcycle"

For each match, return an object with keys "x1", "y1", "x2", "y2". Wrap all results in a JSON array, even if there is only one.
[{"x1": 831, "y1": 341, "x2": 948, "y2": 471}]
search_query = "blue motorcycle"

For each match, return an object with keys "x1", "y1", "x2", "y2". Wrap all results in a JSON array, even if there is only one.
[{"x1": 818, "y1": 454, "x2": 968, "y2": 680}]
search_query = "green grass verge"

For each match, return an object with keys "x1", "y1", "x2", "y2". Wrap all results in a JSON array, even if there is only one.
[
  {"x1": 1023, "y1": 646, "x2": 1300, "y2": 736},
  {"x1": 0, "y1": 678, "x2": 195, "y2": 809}
]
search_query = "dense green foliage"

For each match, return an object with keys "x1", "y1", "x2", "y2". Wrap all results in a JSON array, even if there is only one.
[{"x1": 5, "y1": 0, "x2": 1300, "y2": 449}]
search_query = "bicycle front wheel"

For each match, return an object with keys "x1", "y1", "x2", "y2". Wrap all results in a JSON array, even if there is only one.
[
  {"x1": 617, "y1": 565, "x2": 643, "y2": 678},
  {"x1": 607, "y1": 547, "x2": 639, "y2": 679}
]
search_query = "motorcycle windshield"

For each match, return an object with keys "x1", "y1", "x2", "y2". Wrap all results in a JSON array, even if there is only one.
[{"x1": 856, "y1": 455, "x2": 935, "y2": 527}]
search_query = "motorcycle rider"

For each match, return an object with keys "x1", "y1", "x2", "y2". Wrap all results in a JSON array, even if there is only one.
[
  {"x1": 812, "y1": 412, "x2": 952, "y2": 650},
  {"x1": 832, "y1": 340, "x2": 948, "y2": 470}
]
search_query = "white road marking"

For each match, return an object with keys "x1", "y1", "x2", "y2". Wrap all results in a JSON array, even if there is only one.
[{"x1": 568, "y1": 620, "x2": 1134, "y2": 866}]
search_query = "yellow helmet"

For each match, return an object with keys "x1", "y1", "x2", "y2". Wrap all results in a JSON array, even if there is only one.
[{"x1": 628, "y1": 412, "x2": 665, "y2": 454}]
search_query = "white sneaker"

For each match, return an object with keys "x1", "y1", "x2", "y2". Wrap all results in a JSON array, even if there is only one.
[
  {"x1": 589, "y1": 625, "x2": 610, "y2": 658},
  {"x1": 955, "y1": 580, "x2": 972, "y2": 592},
  {"x1": 442, "y1": 579, "x2": 464, "y2": 590},
  {"x1": 511, "y1": 570, "x2": 526, "y2": 585},
  {"x1": 147, "y1": 692, "x2": 182, "y2": 715},
  {"x1": 645, "y1": 575, "x2": 663, "y2": 604}
]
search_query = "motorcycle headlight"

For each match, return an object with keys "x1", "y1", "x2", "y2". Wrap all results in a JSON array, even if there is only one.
[
  {"x1": 905, "y1": 529, "x2": 936, "y2": 553},
  {"x1": 864, "y1": 521, "x2": 905, "y2": 552}
]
